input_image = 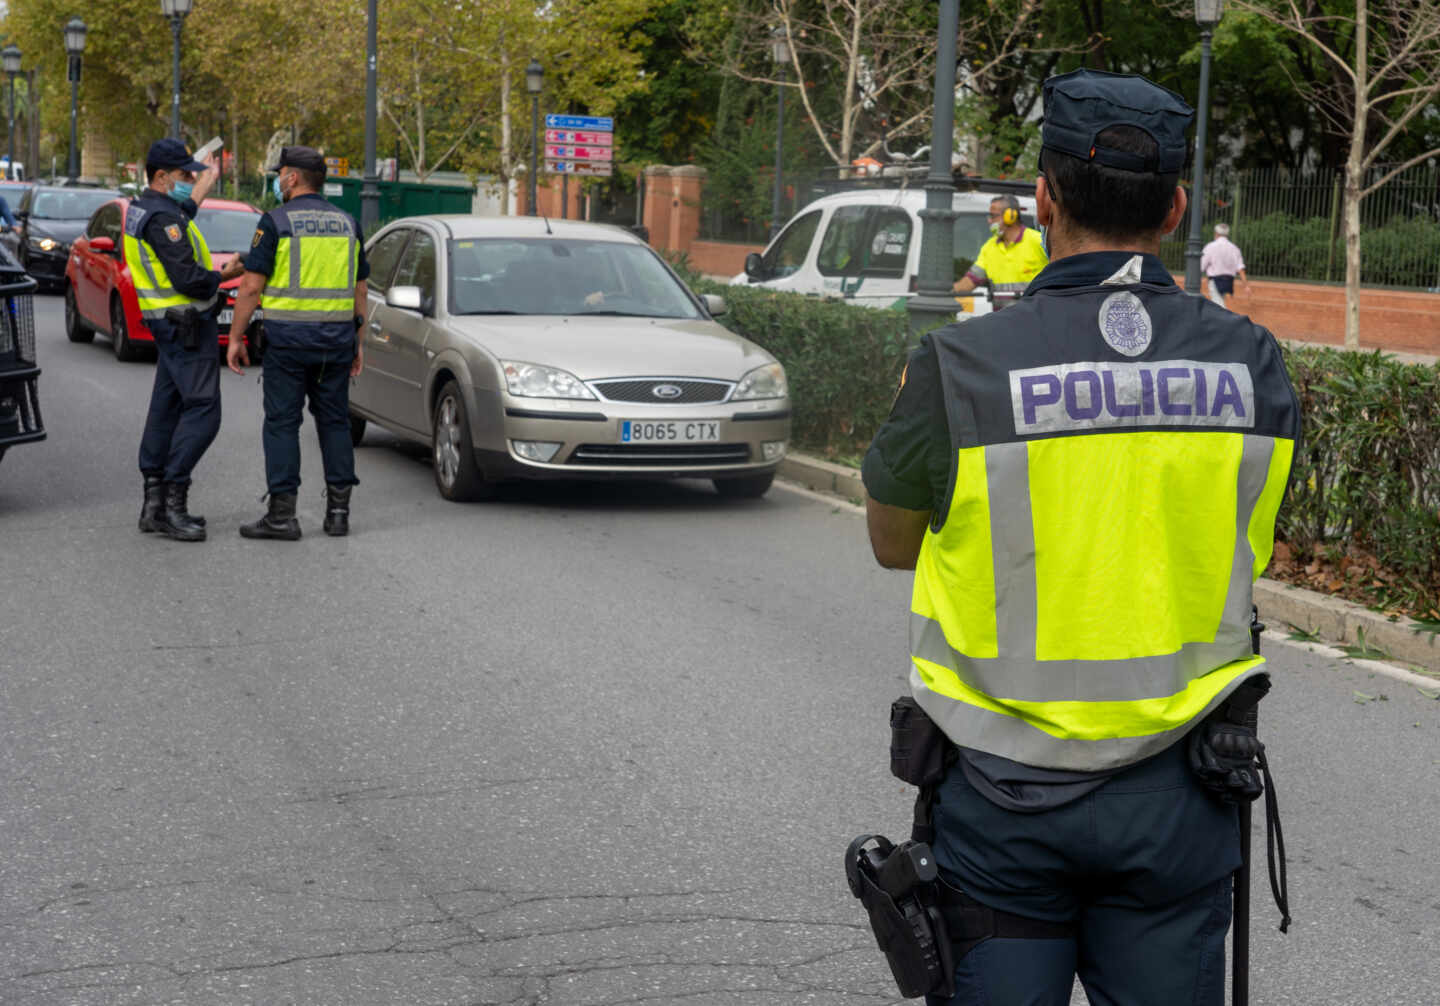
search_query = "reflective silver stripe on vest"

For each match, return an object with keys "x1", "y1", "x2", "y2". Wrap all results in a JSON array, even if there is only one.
[
  {"x1": 260, "y1": 308, "x2": 354, "y2": 322},
  {"x1": 263, "y1": 232, "x2": 357, "y2": 301},
  {"x1": 261, "y1": 285, "x2": 355, "y2": 299},
  {"x1": 912, "y1": 434, "x2": 1274, "y2": 706},
  {"x1": 908, "y1": 663, "x2": 1256, "y2": 771}
]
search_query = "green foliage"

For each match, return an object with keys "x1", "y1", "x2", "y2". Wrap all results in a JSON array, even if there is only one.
[{"x1": 1279, "y1": 345, "x2": 1440, "y2": 615}]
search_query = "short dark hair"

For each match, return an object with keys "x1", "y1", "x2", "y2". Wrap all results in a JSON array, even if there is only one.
[
  {"x1": 289, "y1": 165, "x2": 325, "y2": 191},
  {"x1": 145, "y1": 162, "x2": 166, "y2": 182},
  {"x1": 1039, "y1": 125, "x2": 1182, "y2": 238}
]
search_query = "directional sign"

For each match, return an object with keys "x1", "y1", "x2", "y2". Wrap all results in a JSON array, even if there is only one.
[
  {"x1": 545, "y1": 114, "x2": 614, "y2": 132},
  {"x1": 545, "y1": 145, "x2": 613, "y2": 162},
  {"x1": 545, "y1": 129, "x2": 614, "y2": 146},
  {"x1": 546, "y1": 159, "x2": 613, "y2": 177}
]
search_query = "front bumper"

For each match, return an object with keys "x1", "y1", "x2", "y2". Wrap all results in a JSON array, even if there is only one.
[
  {"x1": 482, "y1": 395, "x2": 791, "y2": 481},
  {"x1": 23, "y1": 248, "x2": 67, "y2": 283}
]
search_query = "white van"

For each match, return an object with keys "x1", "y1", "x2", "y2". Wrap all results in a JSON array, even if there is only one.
[{"x1": 729, "y1": 185, "x2": 1038, "y2": 315}]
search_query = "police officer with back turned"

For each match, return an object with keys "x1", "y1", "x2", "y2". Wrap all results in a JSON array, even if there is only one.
[
  {"x1": 135, "y1": 138, "x2": 246, "y2": 543},
  {"x1": 861, "y1": 70, "x2": 1300, "y2": 1004},
  {"x1": 227, "y1": 146, "x2": 369, "y2": 539}
]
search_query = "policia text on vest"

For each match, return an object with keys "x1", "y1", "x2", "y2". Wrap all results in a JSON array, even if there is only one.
[{"x1": 857, "y1": 69, "x2": 1302, "y2": 1005}]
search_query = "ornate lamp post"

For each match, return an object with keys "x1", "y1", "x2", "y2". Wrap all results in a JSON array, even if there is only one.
[
  {"x1": 159, "y1": 0, "x2": 193, "y2": 140},
  {"x1": 1184, "y1": 0, "x2": 1224, "y2": 293},
  {"x1": 361, "y1": 0, "x2": 379, "y2": 230},
  {"x1": 525, "y1": 59, "x2": 543, "y2": 216},
  {"x1": 2, "y1": 46, "x2": 21, "y2": 181},
  {"x1": 769, "y1": 25, "x2": 788, "y2": 241},
  {"x1": 65, "y1": 19, "x2": 87, "y2": 184},
  {"x1": 906, "y1": 0, "x2": 961, "y2": 336}
]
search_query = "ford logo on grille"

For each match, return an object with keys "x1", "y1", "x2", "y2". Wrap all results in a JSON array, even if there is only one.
[{"x1": 651, "y1": 384, "x2": 683, "y2": 400}]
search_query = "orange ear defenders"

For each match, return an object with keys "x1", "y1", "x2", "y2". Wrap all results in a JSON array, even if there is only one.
[{"x1": 1002, "y1": 206, "x2": 1020, "y2": 227}]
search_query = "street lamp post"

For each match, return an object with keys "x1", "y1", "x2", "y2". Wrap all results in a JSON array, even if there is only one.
[
  {"x1": 906, "y1": 0, "x2": 961, "y2": 337},
  {"x1": 1184, "y1": 0, "x2": 1224, "y2": 294},
  {"x1": 360, "y1": 0, "x2": 379, "y2": 231},
  {"x1": 65, "y1": 19, "x2": 87, "y2": 184},
  {"x1": 159, "y1": 0, "x2": 193, "y2": 140},
  {"x1": 525, "y1": 60, "x2": 543, "y2": 217},
  {"x1": 769, "y1": 26, "x2": 788, "y2": 241},
  {"x1": 1, "y1": 46, "x2": 20, "y2": 182}
]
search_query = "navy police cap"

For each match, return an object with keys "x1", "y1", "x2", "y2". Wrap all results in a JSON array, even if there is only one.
[
  {"x1": 1041, "y1": 69, "x2": 1194, "y2": 174},
  {"x1": 270, "y1": 145, "x2": 327, "y2": 175},
  {"x1": 146, "y1": 138, "x2": 207, "y2": 173}
]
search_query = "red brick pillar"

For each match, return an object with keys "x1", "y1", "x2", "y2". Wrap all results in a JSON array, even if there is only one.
[{"x1": 643, "y1": 166, "x2": 673, "y2": 251}]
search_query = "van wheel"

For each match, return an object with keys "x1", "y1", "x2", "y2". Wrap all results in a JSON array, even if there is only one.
[
  {"x1": 714, "y1": 472, "x2": 775, "y2": 498},
  {"x1": 111, "y1": 296, "x2": 142, "y2": 362},
  {"x1": 431, "y1": 380, "x2": 495, "y2": 502},
  {"x1": 64, "y1": 285, "x2": 93, "y2": 343}
]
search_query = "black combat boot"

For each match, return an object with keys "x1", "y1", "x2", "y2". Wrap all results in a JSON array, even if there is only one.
[
  {"x1": 138, "y1": 474, "x2": 165, "y2": 533},
  {"x1": 155, "y1": 481, "x2": 207, "y2": 542},
  {"x1": 323, "y1": 484, "x2": 352, "y2": 537},
  {"x1": 239, "y1": 492, "x2": 302, "y2": 541}
]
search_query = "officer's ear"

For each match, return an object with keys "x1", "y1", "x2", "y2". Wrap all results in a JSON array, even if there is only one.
[
  {"x1": 1160, "y1": 184, "x2": 1188, "y2": 238},
  {"x1": 1035, "y1": 174, "x2": 1055, "y2": 228}
]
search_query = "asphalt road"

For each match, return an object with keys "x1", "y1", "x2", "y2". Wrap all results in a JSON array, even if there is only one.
[{"x1": 2, "y1": 293, "x2": 1437, "y2": 1005}]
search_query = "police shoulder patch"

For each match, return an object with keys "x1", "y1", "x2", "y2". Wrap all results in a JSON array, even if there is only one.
[
  {"x1": 164, "y1": 223, "x2": 183, "y2": 243},
  {"x1": 252, "y1": 228, "x2": 263, "y2": 248}
]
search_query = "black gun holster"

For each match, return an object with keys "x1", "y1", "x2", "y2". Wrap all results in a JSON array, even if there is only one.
[{"x1": 163, "y1": 306, "x2": 201, "y2": 350}]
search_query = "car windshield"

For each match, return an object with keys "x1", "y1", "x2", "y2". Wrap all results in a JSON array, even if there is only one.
[
  {"x1": 0, "y1": 183, "x2": 28, "y2": 201},
  {"x1": 31, "y1": 190, "x2": 117, "y2": 220},
  {"x1": 195, "y1": 207, "x2": 262, "y2": 253},
  {"x1": 450, "y1": 238, "x2": 701, "y2": 319}
]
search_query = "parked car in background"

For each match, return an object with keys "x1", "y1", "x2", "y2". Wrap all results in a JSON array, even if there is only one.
[
  {"x1": 5, "y1": 185, "x2": 120, "y2": 292},
  {"x1": 64, "y1": 197, "x2": 264, "y2": 362},
  {"x1": 0, "y1": 180, "x2": 33, "y2": 223},
  {"x1": 730, "y1": 184, "x2": 1038, "y2": 317},
  {"x1": 349, "y1": 216, "x2": 790, "y2": 501}
]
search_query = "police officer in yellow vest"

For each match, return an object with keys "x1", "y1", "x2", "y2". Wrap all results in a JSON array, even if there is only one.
[
  {"x1": 134, "y1": 138, "x2": 246, "y2": 543},
  {"x1": 226, "y1": 146, "x2": 369, "y2": 539},
  {"x1": 863, "y1": 70, "x2": 1301, "y2": 1004}
]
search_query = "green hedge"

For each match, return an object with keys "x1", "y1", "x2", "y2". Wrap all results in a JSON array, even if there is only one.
[
  {"x1": 681, "y1": 266, "x2": 1440, "y2": 615},
  {"x1": 1224, "y1": 212, "x2": 1440, "y2": 288}
]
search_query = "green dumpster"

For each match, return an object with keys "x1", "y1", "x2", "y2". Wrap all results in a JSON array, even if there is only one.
[{"x1": 323, "y1": 176, "x2": 474, "y2": 223}]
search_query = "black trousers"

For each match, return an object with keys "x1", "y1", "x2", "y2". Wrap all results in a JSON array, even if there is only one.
[
  {"x1": 138, "y1": 320, "x2": 221, "y2": 486},
  {"x1": 927, "y1": 739, "x2": 1240, "y2": 1006},
  {"x1": 261, "y1": 343, "x2": 357, "y2": 495}
]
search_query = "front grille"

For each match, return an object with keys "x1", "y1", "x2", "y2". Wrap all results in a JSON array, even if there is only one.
[
  {"x1": 591, "y1": 378, "x2": 732, "y2": 404},
  {"x1": 0, "y1": 278, "x2": 37, "y2": 367},
  {"x1": 569, "y1": 443, "x2": 751, "y2": 466}
]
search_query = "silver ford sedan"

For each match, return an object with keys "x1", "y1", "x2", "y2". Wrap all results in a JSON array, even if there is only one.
[{"x1": 348, "y1": 216, "x2": 791, "y2": 500}]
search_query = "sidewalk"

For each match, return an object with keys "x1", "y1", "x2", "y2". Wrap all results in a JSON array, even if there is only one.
[{"x1": 778, "y1": 451, "x2": 1440, "y2": 675}]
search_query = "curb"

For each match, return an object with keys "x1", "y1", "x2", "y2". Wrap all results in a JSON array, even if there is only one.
[{"x1": 781, "y1": 451, "x2": 1440, "y2": 675}]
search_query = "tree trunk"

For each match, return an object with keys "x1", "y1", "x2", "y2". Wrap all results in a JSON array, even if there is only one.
[
  {"x1": 1343, "y1": 1, "x2": 1367, "y2": 351},
  {"x1": 499, "y1": 41, "x2": 513, "y2": 215}
]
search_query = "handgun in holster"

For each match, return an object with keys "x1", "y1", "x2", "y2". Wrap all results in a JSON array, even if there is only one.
[{"x1": 164, "y1": 306, "x2": 201, "y2": 350}]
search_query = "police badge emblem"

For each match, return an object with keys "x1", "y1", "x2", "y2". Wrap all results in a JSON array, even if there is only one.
[
  {"x1": 1097, "y1": 290, "x2": 1152, "y2": 357},
  {"x1": 164, "y1": 223, "x2": 183, "y2": 243}
]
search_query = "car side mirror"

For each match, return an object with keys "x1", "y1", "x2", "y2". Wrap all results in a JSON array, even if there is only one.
[
  {"x1": 88, "y1": 236, "x2": 115, "y2": 254},
  {"x1": 702, "y1": 293, "x2": 728, "y2": 317},
  {"x1": 385, "y1": 285, "x2": 423, "y2": 312},
  {"x1": 743, "y1": 252, "x2": 767, "y2": 282}
]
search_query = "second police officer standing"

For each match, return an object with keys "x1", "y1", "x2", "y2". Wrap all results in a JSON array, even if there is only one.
[
  {"x1": 134, "y1": 138, "x2": 246, "y2": 543},
  {"x1": 227, "y1": 146, "x2": 369, "y2": 539},
  {"x1": 863, "y1": 70, "x2": 1301, "y2": 1004}
]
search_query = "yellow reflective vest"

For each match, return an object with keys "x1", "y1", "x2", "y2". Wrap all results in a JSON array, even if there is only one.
[
  {"x1": 123, "y1": 201, "x2": 214, "y2": 320},
  {"x1": 908, "y1": 255, "x2": 1301, "y2": 772},
  {"x1": 261, "y1": 200, "x2": 359, "y2": 324}
]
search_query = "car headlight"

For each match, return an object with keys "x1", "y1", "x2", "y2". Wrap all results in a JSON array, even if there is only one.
[
  {"x1": 29, "y1": 236, "x2": 58, "y2": 252},
  {"x1": 501, "y1": 361, "x2": 596, "y2": 400},
  {"x1": 731, "y1": 362, "x2": 787, "y2": 401}
]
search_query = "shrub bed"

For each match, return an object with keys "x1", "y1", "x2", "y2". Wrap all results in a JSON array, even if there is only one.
[{"x1": 681, "y1": 267, "x2": 1440, "y2": 619}]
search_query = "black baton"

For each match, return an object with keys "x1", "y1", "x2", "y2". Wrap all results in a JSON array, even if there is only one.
[{"x1": 1234, "y1": 609, "x2": 1264, "y2": 1006}]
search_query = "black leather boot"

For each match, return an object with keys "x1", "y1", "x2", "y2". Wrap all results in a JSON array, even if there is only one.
[
  {"x1": 323, "y1": 484, "x2": 351, "y2": 537},
  {"x1": 156, "y1": 482, "x2": 206, "y2": 542},
  {"x1": 239, "y1": 492, "x2": 302, "y2": 541},
  {"x1": 138, "y1": 475, "x2": 165, "y2": 533}
]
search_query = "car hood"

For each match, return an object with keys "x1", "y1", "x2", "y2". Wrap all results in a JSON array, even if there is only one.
[
  {"x1": 29, "y1": 219, "x2": 86, "y2": 244},
  {"x1": 446, "y1": 315, "x2": 777, "y2": 381}
]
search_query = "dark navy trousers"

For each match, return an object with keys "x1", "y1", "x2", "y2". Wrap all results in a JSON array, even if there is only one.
[
  {"x1": 927, "y1": 739, "x2": 1241, "y2": 1006},
  {"x1": 261, "y1": 343, "x2": 357, "y2": 495},
  {"x1": 138, "y1": 320, "x2": 221, "y2": 485}
]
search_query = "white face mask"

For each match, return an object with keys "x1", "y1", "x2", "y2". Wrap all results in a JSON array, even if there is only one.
[{"x1": 989, "y1": 221, "x2": 1002, "y2": 236}]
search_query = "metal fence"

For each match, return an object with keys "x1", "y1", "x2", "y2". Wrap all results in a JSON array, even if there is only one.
[
  {"x1": 1160, "y1": 164, "x2": 1440, "y2": 289},
  {"x1": 701, "y1": 161, "x2": 1440, "y2": 289}
]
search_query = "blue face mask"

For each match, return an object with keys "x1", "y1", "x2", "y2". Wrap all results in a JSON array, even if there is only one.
[
  {"x1": 169, "y1": 180, "x2": 194, "y2": 203},
  {"x1": 272, "y1": 175, "x2": 285, "y2": 202}
]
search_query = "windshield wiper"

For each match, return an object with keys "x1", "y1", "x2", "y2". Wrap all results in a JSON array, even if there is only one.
[
  {"x1": 575, "y1": 309, "x2": 666, "y2": 318},
  {"x1": 462, "y1": 309, "x2": 523, "y2": 315}
]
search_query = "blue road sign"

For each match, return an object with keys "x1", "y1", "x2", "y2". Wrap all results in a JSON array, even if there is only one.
[{"x1": 545, "y1": 114, "x2": 615, "y2": 132}]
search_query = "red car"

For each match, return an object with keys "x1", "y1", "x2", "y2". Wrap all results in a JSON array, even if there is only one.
[{"x1": 63, "y1": 197, "x2": 265, "y2": 362}]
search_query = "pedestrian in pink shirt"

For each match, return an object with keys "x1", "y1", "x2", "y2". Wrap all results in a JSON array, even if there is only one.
[{"x1": 1200, "y1": 223, "x2": 1251, "y2": 308}]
